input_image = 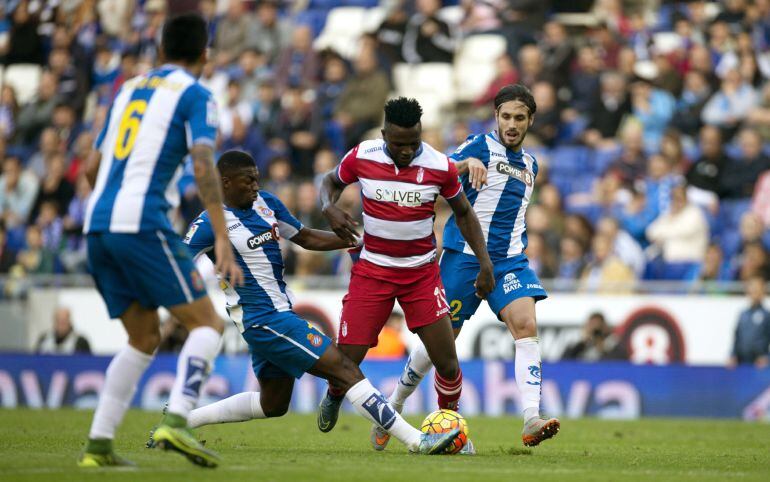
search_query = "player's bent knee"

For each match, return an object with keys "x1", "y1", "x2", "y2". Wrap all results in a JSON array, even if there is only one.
[
  {"x1": 433, "y1": 358, "x2": 459, "y2": 380},
  {"x1": 128, "y1": 330, "x2": 160, "y2": 354},
  {"x1": 262, "y1": 402, "x2": 290, "y2": 418}
]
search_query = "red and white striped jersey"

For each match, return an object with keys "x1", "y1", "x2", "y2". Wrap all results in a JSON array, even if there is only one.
[{"x1": 336, "y1": 139, "x2": 462, "y2": 280}]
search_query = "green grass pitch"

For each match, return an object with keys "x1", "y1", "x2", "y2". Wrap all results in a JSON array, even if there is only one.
[{"x1": 1, "y1": 409, "x2": 769, "y2": 481}]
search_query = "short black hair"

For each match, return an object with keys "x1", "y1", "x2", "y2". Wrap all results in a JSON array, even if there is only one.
[
  {"x1": 494, "y1": 84, "x2": 537, "y2": 115},
  {"x1": 217, "y1": 150, "x2": 256, "y2": 177},
  {"x1": 384, "y1": 97, "x2": 422, "y2": 128},
  {"x1": 162, "y1": 13, "x2": 208, "y2": 64}
]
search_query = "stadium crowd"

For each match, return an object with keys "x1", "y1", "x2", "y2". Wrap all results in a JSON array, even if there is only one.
[{"x1": 1, "y1": 0, "x2": 770, "y2": 296}]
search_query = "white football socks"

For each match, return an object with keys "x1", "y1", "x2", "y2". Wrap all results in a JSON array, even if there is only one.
[
  {"x1": 389, "y1": 342, "x2": 433, "y2": 410},
  {"x1": 89, "y1": 345, "x2": 153, "y2": 439},
  {"x1": 188, "y1": 391, "x2": 264, "y2": 428},
  {"x1": 346, "y1": 379, "x2": 422, "y2": 450},
  {"x1": 515, "y1": 337, "x2": 542, "y2": 421},
  {"x1": 167, "y1": 326, "x2": 221, "y2": 418}
]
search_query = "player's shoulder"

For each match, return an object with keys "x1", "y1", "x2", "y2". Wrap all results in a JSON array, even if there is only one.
[
  {"x1": 456, "y1": 133, "x2": 489, "y2": 152},
  {"x1": 258, "y1": 190, "x2": 279, "y2": 204},
  {"x1": 411, "y1": 142, "x2": 450, "y2": 171},
  {"x1": 354, "y1": 139, "x2": 387, "y2": 163},
  {"x1": 521, "y1": 148, "x2": 539, "y2": 170},
  {"x1": 257, "y1": 190, "x2": 288, "y2": 212}
]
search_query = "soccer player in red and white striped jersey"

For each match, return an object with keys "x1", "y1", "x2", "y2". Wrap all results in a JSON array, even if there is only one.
[{"x1": 316, "y1": 97, "x2": 495, "y2": 443}]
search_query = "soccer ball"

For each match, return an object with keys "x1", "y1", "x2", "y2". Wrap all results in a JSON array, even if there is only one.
[{"x1": 420, "y1": 409, "x2": 469, "y2": 454}]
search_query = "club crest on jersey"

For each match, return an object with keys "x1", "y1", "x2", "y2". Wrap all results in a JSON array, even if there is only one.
[
  {"x1": 307, "y1": 333, "x2": 323, "y2": 347},
  {"x1": 416, "y1": 167, "x2": 424, "y2": 183},
  {"x1": 496, "y1": 162, "x2": 533, "y2": 186},
  {"x1": 374, "y1": 188, "x2": 422, "y2": 207},
  {"x1": 258, "y1": 206, "x2": 274, "y2": 217},
  {"x1": 183, "y1": 222, "x2": 199, "y2": 243},
  {"x1": 247, "y1": 224, "x2": 280, "y2": 249}
]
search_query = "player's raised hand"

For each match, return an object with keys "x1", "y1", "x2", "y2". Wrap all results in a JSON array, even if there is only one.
[
  {"x1": 467, "y1": 158, "x2": 487, "y2": 191},
  {"x1": 322, "y1": 205, "x2": 359, "y2": 246},
  {"x1": 473, "y1": 262, "x2": 495, "y2": 299},
  {"x1": 214, "y1": 236, "x2": 244, "y2": 286}
]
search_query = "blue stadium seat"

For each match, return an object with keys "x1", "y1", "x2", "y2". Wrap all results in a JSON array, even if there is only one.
[
  {"x1": 549, "y1": 145, "x2": 590, "y2": 177},
  {"x1": 718, "y1": 199, "x2": 752, "y2": 230},
  {"x1": 720, "y1": 229, "x2": 743, "y2": 259},
  {"x1": 342, "y1": 0, "x2": 379, "y2": 6},
  {"x1": 294, "y1": 9, "x2": 329, "y2": 37},
  {"x1": 590, "y1": 146, "x2": 621, "y2": 175}
]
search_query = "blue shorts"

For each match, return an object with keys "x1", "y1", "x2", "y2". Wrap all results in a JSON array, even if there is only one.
[
  {"x1": 440, "y1": 249, "x2": 548, "y2": 329},
  {"x1": 241, "y1": 311, "x2": 332, "y2": 379},
  {"x1": 86, "y1": 230, "x2": 207, "y2": 318}
]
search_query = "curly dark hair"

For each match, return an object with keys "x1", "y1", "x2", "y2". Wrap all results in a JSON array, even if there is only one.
[
  {"x1": 384, "y1": 97, "x2": 423, "y2": 128},
  {"x1": 494, "y1": 84, "x2": 537, "y2": 115}
]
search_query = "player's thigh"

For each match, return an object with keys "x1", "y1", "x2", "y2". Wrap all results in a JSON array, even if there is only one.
[
  {"x1": 257, "y1": 376, "x2": 295, "y2": 417},
  {"x1": 489, "y1": 262, "x2": 547, "y2": 338},
  {"x1": 169, "y1": 296, "x2": 223, "y2": 332},
  {"x1": 111, "y1": 230, "x2": 211, "y2": 323},
  {"x1": 338, "y1": 273, "x2": 396, "y2": 348},
  {"x1": 413, "y1": 315, "x2": 459, "y2": 376},
  {"x1": 120, "y1": 301, "x2": 161, "y2": 354},
  {"x1": 243, "y1": 312, "x2": 331, "y2": 381},
  {"x1": 440, "y1": 249, "x2": 483, "y2": 330},
  {"x1": 86, "y1": 233, "x2": 138, "y2": 319}
]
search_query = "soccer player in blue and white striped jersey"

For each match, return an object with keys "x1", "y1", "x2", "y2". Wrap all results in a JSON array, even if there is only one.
[
  {"x1": 78, "y1": 14, "x2": 243, "y2": 469},
  {"x1": 375, "y1": 85, "x2": 560, "y2": 450}
]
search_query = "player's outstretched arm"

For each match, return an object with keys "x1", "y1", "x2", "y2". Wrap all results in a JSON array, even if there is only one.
[
  {"x1": 319, "y1": 170, "x2": 359, "y2": 245},
  {"x1": 453, "y1": 157, "x2": 487, "y2": 191},
  {"x1": 191, "y1": 144, "x2": 243, "y2": 286},
  {"x1": 447, "y1": 192, "x2": 495, "y2": 298},
  {"x1": 290, "y1": 227, "x2": 359, "y2": 251}
]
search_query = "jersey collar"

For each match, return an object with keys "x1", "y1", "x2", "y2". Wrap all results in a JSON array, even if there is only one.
[{"x1": 489, "y1": 130, "x2": 524, "y2": 161}]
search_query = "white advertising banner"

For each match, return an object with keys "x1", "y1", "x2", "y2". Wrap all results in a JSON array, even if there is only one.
[{"x1": 32, "y1": 285, "x2": 755, "y2": 366}]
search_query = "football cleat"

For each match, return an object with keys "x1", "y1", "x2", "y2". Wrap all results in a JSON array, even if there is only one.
[
  {"x1": 411, "y1": 428, "x2": 461, "y2": 455},
  {"x1": 370, "y1": 424, "x2": 390, "y2": 451},
  {"x1": 77, "y1": 451, "x2": 136, "y2": 468},
  {"x1": 317, "y1": 393, "x2": 343, "y2": 433},
  {"x1": 458, "y1": 438, "x2": 476, "y2": 455},
  {"x1": 369, "y1": 401, "x2": 401, "y2": 451},
  {"x1": 151, "y1": 424, "x2": 220, "y2": 468},
  {"x1": 521, "y1": 416, "x2": 560, "y2": 447}
]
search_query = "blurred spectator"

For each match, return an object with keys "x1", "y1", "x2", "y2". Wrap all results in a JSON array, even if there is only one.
[
  {"x1": 213, "y1": 0, "x2": 252, "y2": 67},
  {"x1": 253, "y1": 80, "x2": 282, "y2": 140},
  {"x1": 528, "y1": 81, "x2": 561, "y2": 147},
  {"x1": 246, "y1": 0, "x2": 292, "y2": 63},
  {"x1": 14, "y1": 71, "x2": 59, "y2": 145},
  {"x1": 646, "y1": 184, "x2": 709, "y2": 279},
  {"x1": 629, "y1": 76, "x2": 676, "y2": 151},
  {"x1": 596, "y1": 216, "x2": 645, "y2": 277},
  {"x1": 313, "y1": 148, "x2": 337, "y2": 191},
  {"x1": 686, "y1": 125, "x2": 730, "y2": 200},
  {"x1": 60, "y1": 175, "x2": 91, "y2": 273},
  {"x1": 36, "y1": 307, "x2": 91, "y2": 355},
  {"x1": 583, "y1": 71, "x2": 630, "y2": 148},
  {"x1": 4, "y1": 0, "x2": 44, "y2": 65},
  {"x1": 643, "y1": 154, "x2": 680, "y2": 217},
  {"x1": 334, "y1": 48, "x2": 390, "y2": 149},
  {"x1": 737, "y1": 242, "x2": 770, "y2": 281},
  {"x1": 701, "y1": 68, "x2": 758, "y2": 134},
  {"x1": 218, "y1": 80, "x2": 254, "y2": 141},
  {"x1": 276, "y1": 85, "x2": 319, "y2": 173},
  {"x1": 580, "y1": 233, "x2": 636, "y2": 293},
  {"x1": 0, "y1": 156, "x2": 38, "y2": 229},
  {"x1": 696, "y1": 243, "x2": 732, "y2": 285},
  {"x1": 48, "y1": 47, "x2": 88, "y2": 115},
  {"x1": 275, "y1": 24, "x2": 319, "y2": 90},
  {"x1": 31, "y1": 153, "x2": 74, "y2": 220},
  {"x1": 728, "y1": 276, "x2": 770, "y2": 368},
  {"x1": 36, "y1": 200, "x2": 64, "y2": 255},
  {"x1": 264, "y1": 155, "x2": 293, "y2": 193},
  {"x1": 475, "y1": 54, "x2": 518, "y2": 108},
  {"x1": 366, "y1": 311, "x2": 407, "y2": 359},
  {"x1": 27, "y1": 127, "x2": 62, "y2": 181},
  {"x1": 403, "y1": 0, "x2": 456, "y2": 64},
  {"x1": 376, "y1": 0, "x2": 409, "y2": 68},
  {"x1": 561, "y1": 311, "x2": 626, "y2": 361},
  {"x1": 747, "y1": 83, "x2": 770, "y2": 142},
  {"x1": 233, "y1": 48, "x2": 273, "y2": 103},
  {"x1": 556, "y1": 235, "x2": 587, "y2": 285},
  {"x1": 0, "y1": 225, "x2": 17, "y2": 273},
  {"x1": 500, "y1": 0, "x2": 547, "y2": 58},
  {"x1": 570, "y1": 45, "x2": 602, "y2": 116},
  {"x1": 609, "y1": 122, "x2": 647, "y2": 187},
  {"x1": 15, "y1": 224, "x2": 56, "y2": 274},
  {"x1": 295, "y1": 181, "x2": 325, "y2": 229},
  {"x1": 525, "y1": 231, "x2": 556, "y2": 278},
  {"x1": 540, "y1": 20, "x2": 573, "y2": 88},
  {"x1": 460, "y1": 0, "x2": 504, "y2": 35},
  {"x1": 719, "y1": 128, "x2": 770, "y2": 199},
  {"x1": 517, "y1": 44, "x2": 549, "y2": 89},
  {"x1": 0, "y1": 85, "x2": 18, "y2": 140},
  {"x1": 671, "y1": 70, "x2": 712, "y2": 138}
]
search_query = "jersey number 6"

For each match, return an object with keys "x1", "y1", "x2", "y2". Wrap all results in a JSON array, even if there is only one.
[{"x1": 114, "y1": 99, "x2": 148, "y2": 161}]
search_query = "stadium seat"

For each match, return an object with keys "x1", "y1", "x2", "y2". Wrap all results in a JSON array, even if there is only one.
[
  {"x1": 549, "y1": 145, "x2": 590, "y2": 177},
  {"x1": 392, "y1": 63, "x2": 456, "y2": 128},
  {"x1": 437, "y1": 5, "x2": 463, "y2": 26},
  {"x1": 453, "y1": 34, "x2": 507, "y2": 103},
  {"x1": 590, "y1": 146, "x2": 621, "y2": 175},
  {"x1": 313, "y1": 7, "x2": 368, "y2": 59},
  {"x1": 2, "y1": 64, "x2": 42, "y2": 105}
]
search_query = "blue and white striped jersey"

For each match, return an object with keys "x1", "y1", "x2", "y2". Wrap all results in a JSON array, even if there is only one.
[
  {"x1": 442, "y1": 131, "x2": 539, "y2": 261},
  {"x1": 184, "y1": 191, "x2": 304, "y2": 332},
  {"x1": 84, "y1": 64, "x2": 218, "y2": 234}
]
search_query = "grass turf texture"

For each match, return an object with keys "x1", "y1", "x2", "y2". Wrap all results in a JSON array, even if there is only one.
[{"x1": 1, "y1": 409, "x2": 769, "y2": 482}]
